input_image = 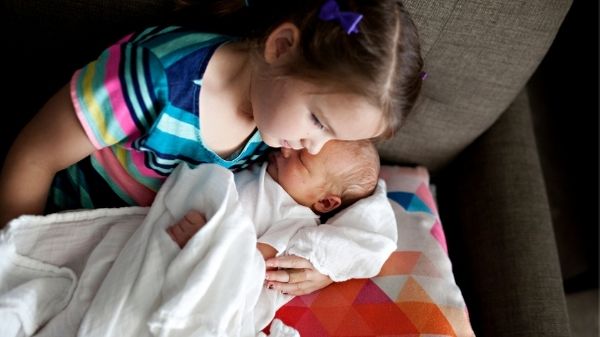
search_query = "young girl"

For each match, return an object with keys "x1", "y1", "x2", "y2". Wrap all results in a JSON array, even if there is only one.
[{"x1": 0, "y1": 0, "x2": 423, "y2": 227}]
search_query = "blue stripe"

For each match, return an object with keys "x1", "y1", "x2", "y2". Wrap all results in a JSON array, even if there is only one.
[
  {"x1": 144, "y1": 49, "x2": 160, "y2": 121},
  {"x1": 119, "y1": 44, "x2": 145, "y2": 131}
]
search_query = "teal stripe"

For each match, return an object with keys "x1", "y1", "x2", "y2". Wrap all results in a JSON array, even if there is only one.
[
  {"x1": 133, "y1": 26, "x2": 180, "y2": 44},
  {"x1": 136, "y1": 48, "x2": 159, "y2": 123},
  {"x1": 65, "y1": 165, "x2": 93, "y2": 208},
  {"x1": 151, "y1": 34, "x2": 226, "y2": 67},
  {"x1": 156, "y1": 113, "x2": 199, "y2": 141}
]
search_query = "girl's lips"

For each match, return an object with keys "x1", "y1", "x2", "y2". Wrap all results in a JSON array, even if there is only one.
[{"x1": 281, "y1": 139, "x2": 304, "y2": 150}]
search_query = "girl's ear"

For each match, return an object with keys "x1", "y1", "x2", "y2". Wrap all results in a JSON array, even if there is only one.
[
  {"x1": 313, "y1": 194, "x2": 342, "y2": 214},
  {"x1": 263, "y1": 22, "x2": 300, "y2": 65}
]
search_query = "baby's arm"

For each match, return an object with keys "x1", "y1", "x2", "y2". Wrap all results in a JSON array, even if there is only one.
[
  {"x1": 257, "y1": 242, "x2": 277, "y2": 260},
  {"x1": 166, "y1": 210, "x2": 279, "y2": 259},
  {"x1": 266, "y1": 181, "x2": 398, "y2": 294},
  {"x1": 0, "y1": 84, "x2": 95, "y2": 227}
]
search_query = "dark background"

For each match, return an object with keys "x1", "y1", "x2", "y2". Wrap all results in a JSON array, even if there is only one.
[{"x1": 528, "y1": 0, "x2": 598, "y2": 294}]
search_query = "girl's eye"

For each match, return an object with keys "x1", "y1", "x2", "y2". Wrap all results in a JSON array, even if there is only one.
[{"x1": 310, "y1": 113, "x2": 326, "y2": 131}]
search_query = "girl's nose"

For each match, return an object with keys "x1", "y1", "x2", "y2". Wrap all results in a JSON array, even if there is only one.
[{"x1": 304, "y1": 137, "x2": 329, "y2": 155}]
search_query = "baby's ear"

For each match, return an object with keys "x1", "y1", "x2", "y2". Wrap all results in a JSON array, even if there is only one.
[
  {"x1": 263, "y1": 22, "x2": 300, "y2": 65},
  {"x1": 313, "y1": 194, "x2": 342, "y2": 214}
]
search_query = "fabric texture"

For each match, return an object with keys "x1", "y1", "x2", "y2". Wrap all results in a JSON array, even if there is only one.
[
  {"x1": 274, "y1": 165, "x2": 475, "y2": 337},
  {"x1": 376, "y1": 0, "x2": 572, "y2": 172},
  {"x1": 49, "y1": 26, "x2": 269, "y2": 210},
  {"x1": 0, "y1": 242, "x2": 76, "y2": 337},
  {"x1": 436, "y1": 90, "x2": 570, "y2": 336}
]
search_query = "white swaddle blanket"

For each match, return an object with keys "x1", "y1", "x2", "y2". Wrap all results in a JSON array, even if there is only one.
[
  {"x1": 0, "y1": 164, "x2": 296, "y2": 337},
  {"x1": 0, "y1": 162, "x2": 398, "y2": 337}
]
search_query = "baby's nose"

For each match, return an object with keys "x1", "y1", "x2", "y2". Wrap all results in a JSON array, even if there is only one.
[{"x1": 280, "y1": 147, "x2": 292, "y2": 158}]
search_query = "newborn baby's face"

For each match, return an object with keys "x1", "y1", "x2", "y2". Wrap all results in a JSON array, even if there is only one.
[{"x1": 266, "y1": 147, "x2": 329, "y2": 208}]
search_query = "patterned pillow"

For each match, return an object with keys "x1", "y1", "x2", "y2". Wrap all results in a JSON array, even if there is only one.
[{"x1": 273, "y1": 165, "x2": 475, "y2": 337}]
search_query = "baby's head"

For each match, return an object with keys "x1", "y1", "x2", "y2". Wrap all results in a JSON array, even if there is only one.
[
  {"x1": 266, "y1": 139, "x2": 380, "y2": 215},
  {"x1": 177, "y1": 0, "x2": 423, "y2": 153}
]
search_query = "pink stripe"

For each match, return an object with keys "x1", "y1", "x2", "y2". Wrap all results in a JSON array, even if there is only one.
[
  {"x1": 104, "y1": 41, "x2": 141, "y2": 139},
  {"x1": 126, "y1": 141, "x2": 164, "y2": 178},
  {"x1": 94, "y1": 149, "x2": 157, "y2": 206},
  {"x1": 71, "y1": 70, "x2": 103, "y2": 149},
  {"x1": 117, "y1": 33, "x2": 135, "y2": 44}
]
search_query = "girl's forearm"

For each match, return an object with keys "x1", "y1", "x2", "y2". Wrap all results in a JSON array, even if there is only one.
[
  {"x1": 0, "y1": 158, "x2": 55, "y2": 228},
  {"x1": 0, "y1": 84, "x2": 96, "y2": 228}
]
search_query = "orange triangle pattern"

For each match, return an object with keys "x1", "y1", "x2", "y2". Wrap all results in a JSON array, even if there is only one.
[
  {"x1": 377, "y1": 251, "x2": 421, "y2": 276},
  {"x1": 412, "y1": 253, "x2": 442, "y2": 278},
  {"x1": 396, "y1": 277, "x2": 433, "y2": 303},
  {"x1": 396, "y1": 301, "x2": 456, "y2": 336}
]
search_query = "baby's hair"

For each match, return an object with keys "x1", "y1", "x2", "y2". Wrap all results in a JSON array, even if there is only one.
[
  {"x1": 172, "y1": 0, "x2": 423, "y2": 137},
  {"x1": 325, "y1": 139, "x2": 380, "y2": 209}
]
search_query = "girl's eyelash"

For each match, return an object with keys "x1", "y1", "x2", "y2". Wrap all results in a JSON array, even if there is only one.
[{"x1": 310, "y1": 113, "x2": 326, "y2": 131}]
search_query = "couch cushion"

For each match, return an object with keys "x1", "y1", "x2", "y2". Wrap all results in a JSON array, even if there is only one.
[{"x1": 377, "y1": 0, "x2": 572, "y2": 172}]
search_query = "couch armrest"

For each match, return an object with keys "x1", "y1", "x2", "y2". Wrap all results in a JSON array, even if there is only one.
[{"x1": 435, "y1": 89, "x2": 570, "y2": 336}]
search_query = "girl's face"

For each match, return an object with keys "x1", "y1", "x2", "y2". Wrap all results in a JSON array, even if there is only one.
[{"x1": 250, "y1": 75, "x2": 385, "y2": 155}]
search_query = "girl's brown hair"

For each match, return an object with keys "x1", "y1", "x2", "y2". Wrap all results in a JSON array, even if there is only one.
[{"x1": 173, "y1": 0, "x2": 423, "y2": 137}]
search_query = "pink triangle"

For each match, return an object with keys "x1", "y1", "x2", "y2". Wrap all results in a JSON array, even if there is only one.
[
  {"x1": 416, "y1": 183, "x2": 438, "y2": 214},
  {"x1": 282, "y1": 296, "x2": 309, "y2": 308},
  {"x1": 275, "y1": 308, "x2": 330, "y2": 336},
  {"x1": 354, "y1": 279, "x2": 394, "y2": 304},
  {"x1": 430, "y1": 219, "x2": 448, "y2": 253},
  {"x1": 297, "y1": 291, "x2": 320, "y2": 306}
]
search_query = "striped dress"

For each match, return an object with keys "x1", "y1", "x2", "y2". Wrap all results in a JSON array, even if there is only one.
[{"x1": 47, "y1": 26, "x2": 269, "y2": 212}]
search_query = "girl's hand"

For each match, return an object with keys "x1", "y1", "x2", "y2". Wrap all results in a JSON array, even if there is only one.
[{"x1": 264, "y1": 255, "x2": 333, "y2": 296}]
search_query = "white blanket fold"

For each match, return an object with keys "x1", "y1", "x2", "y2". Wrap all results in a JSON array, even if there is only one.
[
  {"x1": 0, "y1": 164, "x2": 293, "y2": 337},
  {"x1": 286, "y1": 180, "x2": 397, "y2": 282}
]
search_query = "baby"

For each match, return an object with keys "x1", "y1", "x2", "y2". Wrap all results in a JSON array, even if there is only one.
[{"x1": 167, "y1": 139, "x2": 394, "y2": 289}]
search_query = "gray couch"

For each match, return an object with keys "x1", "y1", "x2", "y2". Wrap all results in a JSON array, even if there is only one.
[{"x1": 1, "y1": 0, "x2": 578, "y2": 335}]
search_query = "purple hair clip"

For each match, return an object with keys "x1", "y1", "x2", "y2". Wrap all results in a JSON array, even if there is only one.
[
  {"x1": 319, "y1": 0, "x2": 363, "y2": 35},
  {"x1": 420, "y1": 71, "x2": 428, "y2": 80}
]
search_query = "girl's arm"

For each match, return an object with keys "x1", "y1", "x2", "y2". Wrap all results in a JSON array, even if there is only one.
[{"x1": 0, "y1": 84, "x2": 95, "y2": 227}]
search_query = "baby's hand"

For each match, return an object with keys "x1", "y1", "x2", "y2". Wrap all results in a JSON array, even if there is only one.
[
  {"x1": 166, "y1": 210, "x2": 206, "y2": 248},
  {"x1": 264, "y1": 255, "x2": 333, "y2": 296}
]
